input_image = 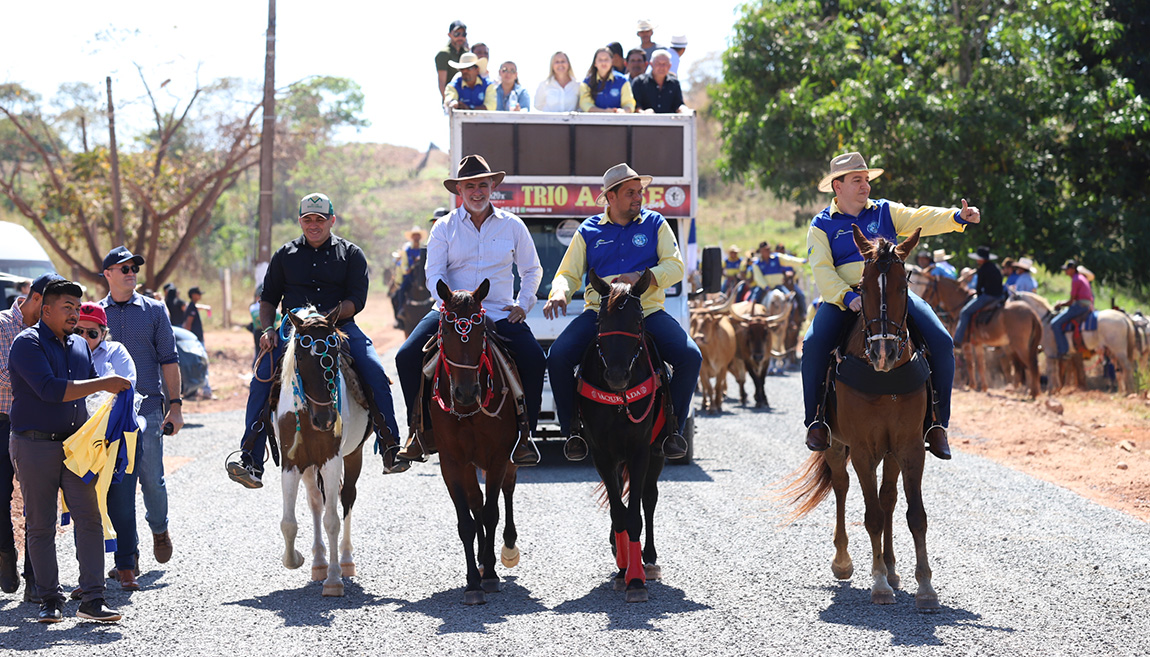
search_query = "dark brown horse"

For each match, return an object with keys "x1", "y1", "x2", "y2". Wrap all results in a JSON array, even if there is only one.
[
  {"x1": 398, "y1": 254, "x2": 434, "y2": 337},
  {"x1": 912, "y1": 269, "x2": 1042, "y2": 397},
  {"x1": 579, "y1": 269, "x2": 666, "y2": 603},
  {"x1": 274, "y1": 307, "x2": 372, "y2": 597},
  {"x1": 783, "y1": 226, "x2": 940, "y2": 611},
  {"x1": 430, "y1": 279, "x2": 521, "y2": 605}
]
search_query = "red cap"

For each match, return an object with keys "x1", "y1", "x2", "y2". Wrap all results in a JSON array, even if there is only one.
[{"x1": 78, "y1": 302, "x2": 107, "y2": 327}]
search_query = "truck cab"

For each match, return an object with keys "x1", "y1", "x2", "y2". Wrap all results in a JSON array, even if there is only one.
[{"x1": 448, "y1": 110, "x2": 698, "y2": 460}]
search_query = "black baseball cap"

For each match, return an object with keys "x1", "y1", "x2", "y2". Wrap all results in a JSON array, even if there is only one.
[
  {"x1": 188, "y1": 286, "x2": 203, "y2": 296},
  {"x1": 448, "y1": 20, "x2": 466, "y2": 33},
  {"x1": 30, "y1": 272, "x2": 65, "y2": 296},
  {"x1": 101, "y1": 246, "x2": 146, "y2": 272}
]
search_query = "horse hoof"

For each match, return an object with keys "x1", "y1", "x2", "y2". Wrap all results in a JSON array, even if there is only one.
[
  {"x1": 871, "y1": 589, "x2": 896, "y2": 605},
  {"x1": 916, "y1": 594, "x2": 941, "y2": 612},
  {"x1": 311, "y1": 564, "x2": 328, "y2": 581},
  {"x1": 644, "y1": 563, "x2": 662, "y2": 580},
  {"x1": 501, "y1": 545, "x2": 520, "y2": 568},
  {"x1": 481, "y1": 578, "x2": 501, "y2": 593},
  {"x1": 625, "y1": 586, "x2": 649, "y2": 603},
  {"x1": 463, "y1": 590, "x2": 487, "y2": 605},
  {"x1": 613, "y1": 576, "x2": 626, "y2": 591},
  {"x1": 887, "y1": 572, "x2": 901, "y2": 590},
  {"x1": 831, "y1": 563, "x2": 853, "y2": 580},
  {"x1": 284, "y1": 550, "x2": 305, "y2": 570},
  {"x1": 321, "y1": 582, "x2": 345, "y2": 597},
  {"x1": 340, "y1": 562, "x2": 356, "y2": 577}
]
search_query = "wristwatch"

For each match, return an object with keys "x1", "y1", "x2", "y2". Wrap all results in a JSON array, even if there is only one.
[{"x1": 169, "y1": 398, "x2": 183, "y2": 405}]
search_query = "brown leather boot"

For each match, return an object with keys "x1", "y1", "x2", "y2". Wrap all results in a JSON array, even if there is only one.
[
  {"x1": 153, "y1": 531, "x2": 173, "y2": 564},
  {"x1": 510, "y1": 436, "x2": 540, "y2": 466},
  {"x1": 118, "y1": 569, "x2": 140, "y2": 591},
  {"x1": 805, "y1": 422, "x2": 830, "y2": 451},
  {"x1": 397, "y1": 431, "x2": 427, "y2": 463},
  {"x1": 925, "y1": 425, "x2": 952, "y2": 460}
]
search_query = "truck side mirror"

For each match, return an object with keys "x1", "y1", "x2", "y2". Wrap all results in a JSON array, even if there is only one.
[{"x1": 700, "y1": 246, "x2": 722, "y2": 294}]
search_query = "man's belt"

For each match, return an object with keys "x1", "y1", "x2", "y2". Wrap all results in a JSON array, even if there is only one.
[{"x1": 14, "y1": 430, "x2": 71, "y2": 442}]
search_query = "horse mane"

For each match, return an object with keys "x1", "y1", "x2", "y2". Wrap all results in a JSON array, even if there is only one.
[
  {"x1": 446, "y1": 289, "x2": 479, "y2": 311},
  {"x1": 1015, "y1": 290, "x2": 1054, "y2": 312},
  {"x1": 606, "y1": 281, "x2": 634, "y2": 313}
]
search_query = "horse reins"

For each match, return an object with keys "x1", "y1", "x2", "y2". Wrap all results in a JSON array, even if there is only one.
[{"x1": 433, "y1": 306, "x2": 509, "y2": 419}]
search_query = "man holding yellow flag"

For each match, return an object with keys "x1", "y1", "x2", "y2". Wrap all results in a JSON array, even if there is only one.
[{"x1": 8, "y1": 276, "x2": 130, "y2": 623}]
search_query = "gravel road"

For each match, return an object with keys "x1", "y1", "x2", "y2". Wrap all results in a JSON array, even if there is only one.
[{"x1": 1, "y1": 359, "x2": 1148, "y2": 656}]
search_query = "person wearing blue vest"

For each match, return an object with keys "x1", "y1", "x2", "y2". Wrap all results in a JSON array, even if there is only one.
[
  {"x1": 803, "y1": 152, "x2": 984, "y2": 460},
  {"x1": 444, "y1": 52, "x2": 496, "y2": 112},
  {"x1": 578, "y1": 48, "x2": 636, "y2": 113},
  {"x1": 544, "y1": 163, "x2": 700, "y2": 461},
  {"x1": 393, "y1": 226, "x2": 425, "y2": 324},
  {"x1": 750, "y1": 241, "x2": 807, "y2": 305},
  {"x1": 721, "y1": 244, "x2": 746, "y2": 294}
]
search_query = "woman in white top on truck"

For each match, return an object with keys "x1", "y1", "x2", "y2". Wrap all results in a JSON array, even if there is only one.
[{"x1": 534, "y1": 51, "x2": 579, "y2": 112}]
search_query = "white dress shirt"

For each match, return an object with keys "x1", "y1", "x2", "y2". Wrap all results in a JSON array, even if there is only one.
[
  {"x1": 534, "y1": 77, "x2": 579, "y2": 112},
  {"x1": 426, "y1": 206, "x2": 543, "y2": 321}
]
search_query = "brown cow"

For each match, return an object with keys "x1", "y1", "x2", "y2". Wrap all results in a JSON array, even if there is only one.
[
  {"x1": 690, "y1": 307, "x2": 738, "y2": 414},
  {"x1": 730, "y1": 292, "x2": 789, "y2": 408}
]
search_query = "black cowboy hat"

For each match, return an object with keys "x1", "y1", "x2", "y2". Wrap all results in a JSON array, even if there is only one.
[{"x1": 968, "y1": 246, "x2": 998, "y2": 261}]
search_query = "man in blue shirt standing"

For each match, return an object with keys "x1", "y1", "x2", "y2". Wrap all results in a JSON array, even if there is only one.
[{"x1": 9, "y1": 276, "x2": 130, "y2": 622}]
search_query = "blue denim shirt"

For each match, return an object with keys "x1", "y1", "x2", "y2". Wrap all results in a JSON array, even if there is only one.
[
  {"x1": 8, "y1": 321, "x2": 97, "y2": 434},
  {"x1": 495, "y1": 83, "x2": 531, "y2": 111}
]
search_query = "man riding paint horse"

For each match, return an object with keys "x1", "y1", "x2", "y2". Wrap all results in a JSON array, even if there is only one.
[
  {"x1": 544, "y1": 163, "x2": 701, "y2": 461},
  {"x1": 394, "y1": 155, "x2": 545, "y2": 467},
  {"x1": 803, "y1": 152, "x2": 983, "y2": 460},
  {"x1": 1050, "y1": 259, "x2": 1095, "y2": 359},
  {"x1": 226, "y1": 193, "x2": 403, "y2": 488},
  {"x1": 953, "y1": 246, "x2": 1004, "y2": 348}
]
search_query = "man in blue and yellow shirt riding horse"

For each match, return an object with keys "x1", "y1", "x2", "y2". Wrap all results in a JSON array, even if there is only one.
[{"x1": 803, "y1": 152, "x2": 983, "y2": 460}]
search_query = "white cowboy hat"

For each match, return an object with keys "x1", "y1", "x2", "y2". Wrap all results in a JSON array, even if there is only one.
[
  {"x1": 817, "y1": 152, "x2": 884, "y2": 193},
  {"x1": 932, "y1": 249, "x2": 952, "y2": 263},
  {"x1": 1015, "y1": 256, "x2": 1037, "y2": 273},
  {"x1": 405, "y1": 225, "x2": 427, "y2": 240},
  {"x1": 595, "y1": 163, "x2": 652, "y2": 205},
  {"x1": 449, "y1": 52, "x2": 488, "y2": 72}
]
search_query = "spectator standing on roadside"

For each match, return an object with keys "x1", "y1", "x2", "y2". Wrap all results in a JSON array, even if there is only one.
[
  {"x1": 163, "y1": 283, "x2": 186, "y2": 327},
  {"x1": 445, "y1": 52, "x2": 496, "y2": 112},
  {"x1": 625, "y1": 48, "x2": 648, "y2": 82},
  {"x1": 632, "y1": 50, "x2": 688, "y2": 114},
  {"x1": 0, "y1": 273, "x2": 55, "y2": 600},
  {"x1": 98, "y1": 247, "x2": 183, "y2": 588},
  {"x1": 579, "y1": 47, "x2": 635, "y2": 113},
  {"x1": 182, "y1": 287, "x2": 205, "y2": 344},
  {"x1": 535, "y1": 52, "x2": 579, "y2": 112},
  {"x1": 495, "y1": 61, "x2": 531, "y2": 111},
  {"x1": 435, "y1": 20, "x2": 469, "y2": 100},
  {"x1": 636, "y1": 19, "x2": 663, "y2": 60},
  {"x1": 10, "y1": 277, "x2": 131, "y2": 623}
]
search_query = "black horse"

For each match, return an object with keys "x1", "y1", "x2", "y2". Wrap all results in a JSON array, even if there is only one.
[{"x1": 577, "y1": 268, "x2": 666, "y2": 603}]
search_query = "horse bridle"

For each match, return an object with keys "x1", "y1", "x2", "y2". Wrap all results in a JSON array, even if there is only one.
[
  {"x1": 434, "y1": 305, "x2": 507, "y2": 418},
  {"x1": 859, "y1": 253, "x2": 912, "y2": 361},
  {"x1": 595, "y1": 293, "x2": 658, "y2": 424},
  {"x1": 292, "y1": 331, "x2": 343, "y2": 411}
]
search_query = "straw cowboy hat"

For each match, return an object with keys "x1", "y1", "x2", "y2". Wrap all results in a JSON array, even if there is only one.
[
  {"x1": 817, "y1": 152, "x2": 884, "y2": 193},
  {"x1": 405, "y1": 225, "x2": 427, "y2": 241},
  {"x1": 448, "y1": 52, "x2": 488, "y2": 72},
  {"x1": 443, "y1": 155, "x2": 505, "y2": 195},
  {"x1": 728, "y1": 244, "x2": 740, "y2": 253},
  {"x1": 932, "y1": 249, "x2": 952, "y2": 263},
  {"x1": 595, "y1": 163, "x2": 652, "y2": 205},
  {"x1": 1015, "y1": 256, "x2": 1037, "y2": 273},
  {"x1": 969, "y1": 246, "x2": 998, "y2": 261}
]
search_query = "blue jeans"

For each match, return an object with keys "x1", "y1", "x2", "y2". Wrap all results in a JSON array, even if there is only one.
[
  {"x1": 801, "y1": 291, "x2": 954, "y2": 428},
  {"x1": 953, "y1": 294, "x2": 1002, "y2": 345},
  {"x1": 240, "y1": 321, "x2": 400, "y2": 471},
  {"x1": 1051, "y1": 303, "x2": 1091, "y2": 357},
  {"x1": 548, "y1": 309, "x2": 702, "y2": 436},
  {"x1": 107, "y1": 408, "x2": 166, "y2": 570},
  {"x1": 395, "y1": 310, "x2": 546, "y2": 431}
]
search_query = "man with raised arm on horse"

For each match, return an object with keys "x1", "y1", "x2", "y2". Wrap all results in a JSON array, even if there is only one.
[
  {"x1": 952, "y1": 246, "x2": 1004, "y2": 348},
  {"x1": 226, "y1": 193, "x2": 403, "y2": 488},
  {"x1": 803, "y1": 152, "x2": 983, "y2": 460},
  {"x1": 544, "y1": 163, "x2": 701, "y2": 462},
  {"x1": 394, "y1": 155, "x2": 545, "y2": 467}
]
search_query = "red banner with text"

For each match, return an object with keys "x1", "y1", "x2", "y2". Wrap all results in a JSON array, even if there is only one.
[{"x1": 455, "y1": 183, "x2": 691, "y2": 217}]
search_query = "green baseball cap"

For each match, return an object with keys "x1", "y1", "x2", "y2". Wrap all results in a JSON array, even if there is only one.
[{"x1": 299, "y1": 192, "x2": 334, "y2": 217}]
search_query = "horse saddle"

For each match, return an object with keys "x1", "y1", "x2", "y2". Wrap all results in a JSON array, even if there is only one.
[
  {"x1": 973, "y1": 297, "x2": 1006, "y2": 325},
  {"x1": 1063, "y1": 312, "x2": 1099, "y2": 333}
]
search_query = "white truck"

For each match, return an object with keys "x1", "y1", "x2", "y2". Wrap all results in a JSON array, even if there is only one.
[{"x1": 448, "y1": 110, "x2": 701, "y2": 462}]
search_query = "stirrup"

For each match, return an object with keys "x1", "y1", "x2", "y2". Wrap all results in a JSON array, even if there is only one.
[
  {"x1": 563, "y1": 434, "x2": 588, "y2": 462},
  {"x1": 225, "y1": 450, "x2": 263, "y2": 489},
  {"x1": 510, "y1": 435, "x2": 541, "y2": 466}
]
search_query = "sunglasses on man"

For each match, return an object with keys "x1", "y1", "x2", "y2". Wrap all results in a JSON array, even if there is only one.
[
  {"x1": 73, "y1": 327, "x2": 102, "y2": 340},
  {"x1": 112, "y1": 264, "x2": 141, "y2": 274}
]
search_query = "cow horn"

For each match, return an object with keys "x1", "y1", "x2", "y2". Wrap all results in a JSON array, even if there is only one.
[{"x1": 693, "y1": 292, "x2": 737, "y2": 315}]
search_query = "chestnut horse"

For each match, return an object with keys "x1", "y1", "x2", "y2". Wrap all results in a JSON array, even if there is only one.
[
  {"x1": 783, "y1": 227, "x2": 940, "y2": 611},
  {"x1": 430, "y1": 279, "x2": 521, "y2": 605},
  {"x1": 912, "y1": 268, "x2": 1042, "y2": 397},
  {"x1": 579, "y1": 269, "x2": 666, "y2": 603},
  {"x1": 274, "y1": 307, "x2": 372, "y2": 597}
]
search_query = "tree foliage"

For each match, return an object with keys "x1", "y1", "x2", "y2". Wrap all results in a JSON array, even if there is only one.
[{"x1": 714, "y1": 0, "x2": 1150, "y2": 290}]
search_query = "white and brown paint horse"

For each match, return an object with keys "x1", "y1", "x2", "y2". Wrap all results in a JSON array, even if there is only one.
[{"x1": 273, "y1": 307, "x2": 372, "y2": 597}]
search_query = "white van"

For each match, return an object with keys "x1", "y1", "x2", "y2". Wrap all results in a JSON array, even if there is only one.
[{"x1": 0, "y1": 222, "x2": 57, "y2": 307}]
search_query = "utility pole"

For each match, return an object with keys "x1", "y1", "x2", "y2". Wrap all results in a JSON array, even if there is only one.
[
  {"x1": 107, "y1": 76, "x2": 124, "y2": 247},
  {"x1": 255, "y1": 0, "x2": 276, "y2": 283}
]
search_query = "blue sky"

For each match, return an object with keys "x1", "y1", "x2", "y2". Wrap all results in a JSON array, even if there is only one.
[{"x1": 5, "y1": 1, "x2": 746, "y2": 151}]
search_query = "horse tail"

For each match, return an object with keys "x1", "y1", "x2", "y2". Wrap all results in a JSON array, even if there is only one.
[
  {"x1": 775, "y1": 451, "x2": 838, "y2": 524},
  {"x1": 594, "y1": 465, "x2": 630, "y2": 508}
]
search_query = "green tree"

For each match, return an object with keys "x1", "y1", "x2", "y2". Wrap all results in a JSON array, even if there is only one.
[{"x1": 714, "y1": 0, "x2": 1150, "y2": 290}]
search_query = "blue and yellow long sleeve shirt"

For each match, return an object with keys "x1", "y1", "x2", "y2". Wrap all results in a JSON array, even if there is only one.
[
  {"x1": 550, "y1": 208, "x2": 682, "y2": 316},
  {"x1": 751, "y1": 252, "x2": 807, "y2": 289},
  {"x1": 807, "y1": 198, "x2": 970, "y2": 310},
  {"x1": 722, "y1": 257, "x2": 746, "y2": 279}
]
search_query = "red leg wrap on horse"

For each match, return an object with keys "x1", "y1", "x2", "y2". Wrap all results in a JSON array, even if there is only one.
[
  {"x1": 614, "y1": 531, "x2": 629, "y2": 570},
  {"x1": 625, "y1": 541, "x2": 646, "y2": 584}
]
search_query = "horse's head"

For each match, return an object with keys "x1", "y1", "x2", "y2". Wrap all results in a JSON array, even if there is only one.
[
  {"x1": 436, "y1": 278, "x2": 490, "y2": 407},
  {"x1": 853, "y1": 225, "x2": 920, "y2": 372},
  {"x1": 590, "y1": 268, "x2": 652, "y2": 392},
  {"x1": 286, "y1": 305, "x2": 345, "y2": 432}
]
